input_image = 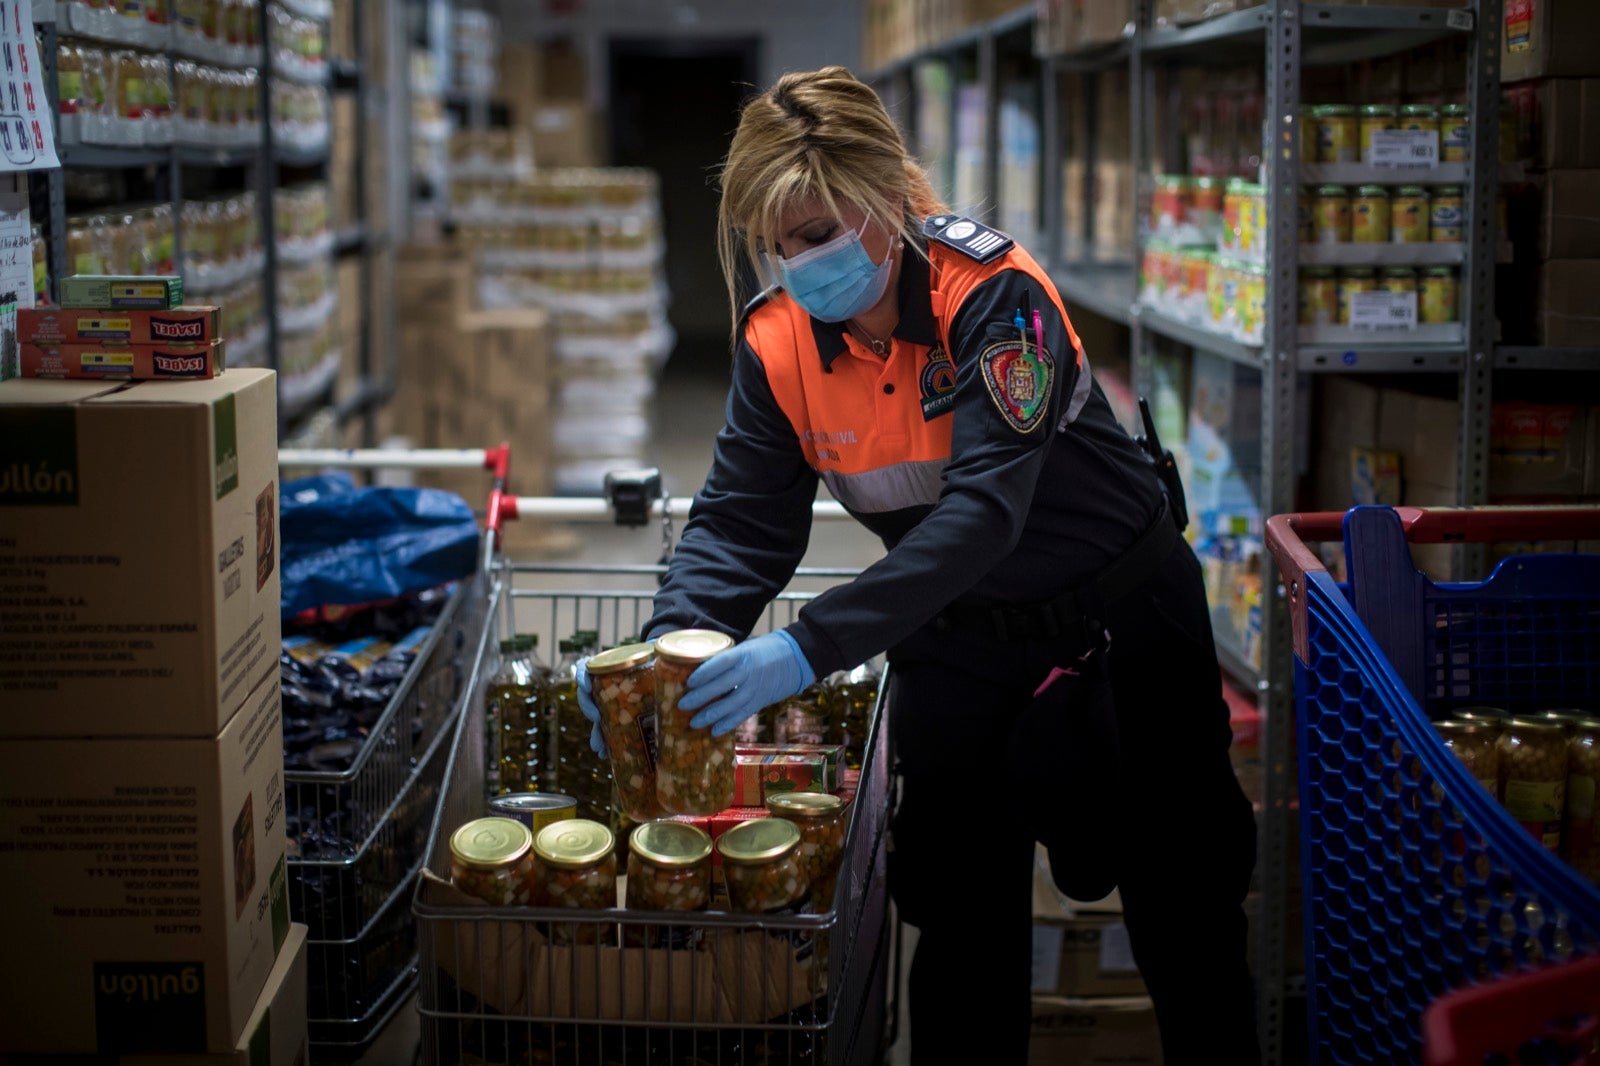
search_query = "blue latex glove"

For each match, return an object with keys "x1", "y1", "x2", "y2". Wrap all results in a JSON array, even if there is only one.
[
  {"x1": 574, "y1": 657, "x2": 607, "y2": 758},
  {"x1": 678, "y1": 630, "x2": 815, "y2": 737}
]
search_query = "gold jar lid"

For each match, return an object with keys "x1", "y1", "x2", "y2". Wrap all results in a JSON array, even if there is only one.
[
  {"x1": 1506, "y1": 717, "x2": 1567, "y2": 734},
  {"x1": 1435, "y1": 718, "x2": 1495, "y2": 737},
  {"x1": 489, "y1": 792, "x2": 577, "y2": 816},
  {"x1": 1454, "y1": 706, "x2": 1509, "y2": 722},
  {"x1": 630, "y1": 820, "x2": 713, "y2": 867},
  {"x1": 450, "y1": 817, "x2": 532, "y2": 870},
  {"x1": 534, "y1": 818, "x2": 615, "y2": 869},
  {"x1": 766, "y1": 791, "x2": 846, "y2": 819},
  {"x1": 586, "y1": 642, "x2": 655, "y2": 674},
  {"x1": 1533, "y1": 709, "x2": 1590, "y2": 731},
  {"x1": 717, "y1": 817, "x2": 801, "y2": 865},
  {"x1": 654, "y1": 629, "x2": 734, "y2": 665}
]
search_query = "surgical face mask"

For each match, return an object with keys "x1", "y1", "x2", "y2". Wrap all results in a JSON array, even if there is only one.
[{"x1": 769, "y1": 220, "x2": 894, "y2": 323}]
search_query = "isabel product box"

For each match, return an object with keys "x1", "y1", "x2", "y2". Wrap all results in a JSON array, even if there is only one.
[
  {"x1": 20, "y1": 340, "x2": 227, "y2": 381},
  {"x1": 0, "y1": 675, "x2": 292, "y2": 1055},
  {"x1": 0, "y1": 369, "x2": 280, "y2": 737},
  {"x1": 731, "y1": 743, "x2": 845, "y2": 807},
  {"x1": 19, "y1": 306, "x2": 223, "y2": 346},
  {"x1": 59, "y1": 274, "x2": 184, "y2": 310}
]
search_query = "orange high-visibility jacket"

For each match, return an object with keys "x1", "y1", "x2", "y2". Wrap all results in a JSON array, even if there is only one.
[{"x1": 647, "y1": 219, "x2": 1164, "y2": 676}]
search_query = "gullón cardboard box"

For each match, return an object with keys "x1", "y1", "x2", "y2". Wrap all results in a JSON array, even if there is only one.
[
  {"x1": 0, "y1": 674, "x2": 291, "y2": 1054},
  {"x1": 0, "y1": 368, "x2": 279, "y2": 737}
]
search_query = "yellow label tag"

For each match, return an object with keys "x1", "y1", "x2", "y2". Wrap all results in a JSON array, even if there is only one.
[{"x1": 79, "y1": 351, "x2": 135, "y2": 369}]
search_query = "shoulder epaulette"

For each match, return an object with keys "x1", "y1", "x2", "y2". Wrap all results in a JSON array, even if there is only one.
[{"x1": 923, "y1": 214, "x2": 1015, "y2": 264}]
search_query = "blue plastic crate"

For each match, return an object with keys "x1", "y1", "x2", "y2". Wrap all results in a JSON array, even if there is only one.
[{"x1": 1269, "y1": 505, "x2": 1600, "y2": 1065}]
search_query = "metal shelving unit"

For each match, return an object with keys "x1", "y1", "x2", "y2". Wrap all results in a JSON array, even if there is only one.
[{"x1": 868, "y1": 5, "x2": 1517, "y2": 1063}]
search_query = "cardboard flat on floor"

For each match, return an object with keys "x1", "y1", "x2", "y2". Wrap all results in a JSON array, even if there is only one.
[
  {"x1": 19, "y1": 340, "x2": 226, "y2": 381},
  {"x1": 19, "y1": 306, "x2": 222, "y2": 346},
  {"x1": 0, "y1": 675, "x2": 291, "y2": 1055},
  {"x1": 1502, "y1": 0, "x2": 1600, "y2": 83},
  {"x1": 0, "y1": 368, "x2": 279, "y2": 737},
  {"x1": 1028, "y1": 996, "x2": 1163, "y2": 1066},
  {"x1": 1031, "y1": 859, "x2": 1146, "y2": 998}
]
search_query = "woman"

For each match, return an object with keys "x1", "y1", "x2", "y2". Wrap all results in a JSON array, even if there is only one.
[{"x1": 580, "y1": 66, "x2": 1259, "y2": 1064}]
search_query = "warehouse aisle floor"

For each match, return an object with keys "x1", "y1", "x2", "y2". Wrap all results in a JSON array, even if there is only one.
[{"x1": 354, "y1": 351, "x2": 912, "y2": 1064}]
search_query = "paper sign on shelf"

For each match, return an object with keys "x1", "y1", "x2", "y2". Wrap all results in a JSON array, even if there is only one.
[
  {"x1": 1369, "y1": 129, "x2": 1439, "y2": 169},
  {"x1": 0, "y1": 0, "x2": 59, "y2": 171},
  {"x1": 1349, "y1": 290, "x2": 1419, "y2": 332},
  {"x1": 0, "y1": 172, "x2": 32, "y2": 379}
]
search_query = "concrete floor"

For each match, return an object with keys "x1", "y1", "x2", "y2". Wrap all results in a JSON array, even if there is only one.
[{"x1": 350, "y1": 357, "x2": 913, "y2": 1065}]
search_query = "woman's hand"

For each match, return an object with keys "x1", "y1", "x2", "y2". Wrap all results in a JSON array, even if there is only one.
[{"x1": 678, "y1": 630, "x2": 815, "y2": 736}]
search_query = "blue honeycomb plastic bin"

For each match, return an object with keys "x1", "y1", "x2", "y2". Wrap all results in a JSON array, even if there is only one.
[{"x1": 1293, "y1": 506, "x2": 1600, "y2": 1065}]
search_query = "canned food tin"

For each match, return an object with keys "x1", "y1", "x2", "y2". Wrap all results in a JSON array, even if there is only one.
[
  {"x1": 1380, "y1": 266, "x2": 1416, "y2": 296},
  {"x1": 718, "y1": 817, "x2": 809, "y2": 915},
  {"x1": 1206, "y1": 254, "x2": 1229, "y2": 329},
  {"x1": 1223, "y1": 178, "x2": 1248, "y2": 249},
  {"x1": 1352, "y1": 185, "x2": 1391, "y2": 244},
  {"x1": 1430, "y1": 186, "x2": 1464, "y2": 242},
  {"x1": 1313, "y1": 184, "x2": 1352, "y2": 244},
  {"x1": 1238, "y1": 260, "x2": 1266, "y2": 342},
  {"x1": 449, "y1": 817, "x2": 535, "y2": 907},
  {"x1": 488, "y1": 792, "x2": 579, "y2": 836},
  {"x1": 1153, "y1": 175, "x2": 1189, "y2": 232},
  {"x1": 768, "y1": 791, "x2": 849, "y2": 911},
  {"x1": 1315, "y1": 104, "x2": 1358, "y2": 164},
  {"x1": 1298, "y1": 267, "x2": 1338, "y2": 326},
  {"x1": 654, "y1": 629, "x2": 737, "y2": 815},
  {"x1": 1399, "y1": 103, "x2": 1438, "y2": 136},
  {"x1": 1567, "y1": 719, "x2": 1600, "y2": 885},
  {"x1": 1391, "y1": 185, "x2": 1429, "y2": 243},
  {"x1": 1299, "y1": 105, "x2": 1318, "y2": 162},
  {"x1": 1359, "y1": 104, "x2": 1397, "y2": 163},
  {"x1": 1191, "y1": 175, "x2": 1223, "y2": 222},
  {"x1": 1498, "y1": 718, "x2": 1568, "y2": 852},
  {"x1": 585, "y1": 641, "x2": 664, "y2": 822},
  {"x1": 1440, "y1": 103, "x2": 1470, "y2": 163},
  {"x1": 1419, "y1": 266, "x2": 1459, "y2": 323},
  {"x1": 1338, "y1": 268, "x2": 1377, "y2": 325},
  {"x1": 1237, "y1": 183, "x2": 1265, "y2": 256},
  {"x1": 1436, "y1": 719, "x2": 1500, "y2": 798}
]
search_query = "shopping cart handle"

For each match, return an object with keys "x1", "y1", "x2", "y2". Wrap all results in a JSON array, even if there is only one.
[{"x1": 1420, "y1": 955, "x2": 1600, "y2": 1066}]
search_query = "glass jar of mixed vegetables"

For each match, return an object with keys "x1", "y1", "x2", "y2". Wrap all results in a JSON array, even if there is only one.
[
  {"x1": 654, "y1": 629, "x2": 736, "y2": 815},
  {"x1": 625, "y1": 820, "x2": 713, "y2": 946},
  {"x1": 533, "y1": 818, "x2": 617, "y2": 944},
  {"x1": 767, "y1": 791, "x2": 848, "y2": 911},
  {"x1": 586, "y1": 642, "x2": 665, "y2": 822},
  {"x1": 717, "y1": 817, "x2": 809, "y2": 915},
  {"x1": 449, "y1": 817, "x2": 535, "y2": 906}
]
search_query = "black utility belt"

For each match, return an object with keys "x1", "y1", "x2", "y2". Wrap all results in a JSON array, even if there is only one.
[{"x1": 936, "y1": 502, "x2": 1178, "y2": 641}]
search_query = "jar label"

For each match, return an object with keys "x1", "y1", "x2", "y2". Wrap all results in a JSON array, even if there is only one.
[
  {"x1": 637, "y1": 709, "x2": 659, "y2": 766},
  {"x1": 1505, "y1": 777, "x2": 1565, "y2": 822}
]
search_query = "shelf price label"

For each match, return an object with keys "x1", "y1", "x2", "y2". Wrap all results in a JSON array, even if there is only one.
[
  {"x1": 1370, "y1": 129, "x2": 1439, "y2": 168},
  {"x1": 1350, "y1": 290, "x2": 1418, "y2": 332}
]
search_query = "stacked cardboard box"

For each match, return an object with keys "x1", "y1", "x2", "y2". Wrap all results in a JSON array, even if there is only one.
[
  {"x1": 1029, "y1": 850, "x2": 1162, "y2": 1065},
  {"x1": 0, "y1": 370, "x2": 303, "y2": 1057}
]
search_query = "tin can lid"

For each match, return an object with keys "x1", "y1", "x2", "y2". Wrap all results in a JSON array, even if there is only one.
[
  {"x1": 1357, "y1": 185, "x2": 1390, "y2": 197},
  {"x1": 490, "y1": 791, "x2": 578, "y2": 815},
  {"x1": 631, "y1": 820, "x2": 713, "y2": 867},
  {"x1": 766, "y1": 791, "x2": 846, "y2": 819},
  {"x1": 1396, "y1": 185, "x2": 1428, "y2": 196},
  {"x1": 717, "y1": 817, "x2": 801, "y2": 865},
  {"x1": 1422, "y1": 265, "x2": 1457, "y2": 277},
  {"x1": 1507, "y1": 717, "x2": 1568, "y2": 733},
  {"x1": 1302, "y1": 266, "x2": 1337, "y2": 278},
  {"x1": 1434, "y1": 185, "x2": 1464, "y2": 195},
  {"x1": 586, "y1": 641, "x2": 655, "y2": 674},
  {"x1": 534, "y1": 818, "x2": 615, "y2": 869},
  {"x1": 1314, "y1": 104, "x2": 1355, "y2": 115},
  {"x1": 1442, "y1": 103, "x2": 1470, "y2": 116},
  {"x1": 1400, "y1": 104, "x2": 1438, "y2": 116},
  {"x1": 1343, "y1": 267, "x2": 1377, "y2": 277},
  {"x1": 1436, "y1": 718, "x2": 1495, "y2": 737},
  {"x1": 1360, "y1": 103, "x2": 1397, "y2": 115},
  {"x1": 450, "y1": 817, "x2": 532, "y2": 869},
  {"x1": 1315, "y1": 184, "x2": 1350, "y2": 196},
  {"x1": 1532, "y1": 709, "x2": 1590, "y2": 730},
  {"x1": 1382, "y1": 266, "x2": 1416, "y2": 278},
  {"x1": 655, "y1": 629, "x2": 734, "y2": 665}
]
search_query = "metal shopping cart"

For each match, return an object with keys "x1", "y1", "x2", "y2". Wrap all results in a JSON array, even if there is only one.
[
  {"x1": 276, "y1": 446, "x2": 510, "y2": 1060},
  {"x1": 1265, "y1": 504, "x2": 1600, "y2": 1065},
  {"x1": 412, "y1": 482, "x2": 898, "y2": 1066}
]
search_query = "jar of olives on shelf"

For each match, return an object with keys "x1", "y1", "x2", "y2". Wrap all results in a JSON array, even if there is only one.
[
  {"x1": 1498, "y1": 717, "x2": 1568, "y2": 852},
  {"x1": 533, "y1": 818, "x2": 617, "y2": 944},
  {"x1": 625, "y1": 820, "x2": 712, "y2": 947},
  {"x1": 717, "y1": 817, "x2": 809, "y2": 916},
  {"x1": 654, "y1": 629, "x2": 736, "y2": 815},
  {"x1": 449, "y1": 816, "x2": 535, "y2": 907},
  {"x1": 1565, "y1": 718, "x2": 1600, "y2": 885},
  {"x1": 587, "y1": 641, "x2": 665, "y2": 822},
  {"x1": 1435, "y1": 719, "x2": 1499, "y2": 798},
  {"x1": 767, "y1": 791, "x2": 848, "y2": 911}
]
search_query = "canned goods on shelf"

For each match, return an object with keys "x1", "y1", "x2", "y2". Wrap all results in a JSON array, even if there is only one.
[
  {"x1": 1399, "y1": 103, "x2": 1438, "y2": 136},
  {"x1": 1313, "y1": 184, "x2": 1352, "y2": 244},
  {"x1": 1338, "y1": 267, "x2": 1378, "y2": 325},
  {"x1": 1299, "y1": 267, "x2": 1338, "y2": 326},
  {"x1": 1441, "y1": 103, "x2": 1470, "y2": 163},
  {"x1": 1431, "y1": 186, "x2": 1465, "y2": 242},
  {"x1": 1419, "y1": 266, "x2": 1459, "y2": 324},
  {"x1": 1360, "y1": 104, "x2": 1397, "y2": 163},
  {"x1": 1381, "y1": 267, "x2": 1416, "y2": 296},
  {"x1": 1315, "y1": 104, "x2": 1358, "y2": 164},
  {"x1": 1353, "y1": 185, "x2": 1391, "y2": 244},
  {"x1": 1391, "y1": 185, "x2": 1430, "y2": 243},
  {"x1": 488, "y1": 792, "x2": 578, "y2": 836},
  {"x1": 1497, "y1": 718, "x2": 1568, "y2": 853},
  {"x1": 1567, "y1": 719, "x2": 1600, "y2": 886},
  {"x1": 1436, "y1": 718, "x2": 1500, "y2": 798}
]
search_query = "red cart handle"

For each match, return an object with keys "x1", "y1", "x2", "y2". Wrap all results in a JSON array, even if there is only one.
[
  {"x1": 1421, "y1": 954, "x2": 1600, "y2": 1066},
  {"x1": 1266, "y1": 505, "x2": 1600, "y2": 662}
]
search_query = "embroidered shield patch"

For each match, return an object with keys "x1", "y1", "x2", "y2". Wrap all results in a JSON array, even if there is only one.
[
  {"x1": 920, "y1": 344, "x2": 957, "y2": 420},
  {"x1": 980, "y1": 339, "x2": 1053, "y2": 433}
]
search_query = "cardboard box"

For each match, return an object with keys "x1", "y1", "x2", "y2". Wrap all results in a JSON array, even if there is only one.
[
  {"x1": 1490, "y1": 402, "x2": 1589, "y2": 498},
  {"x1": 1503, "y1": 0, "x2": 1600, "y2": 83},
  {"x1": 0, "y1": 674, "x2": 291, "y2": 1054},
  {"x1": 20, "y1": 340, "x2": 226, "y2": 381},
  {"x1": 1350, "y1": 448, "x2": 1403, "y2": 506},
  {"x1": 731, "y1": 744, "x2": 845, "y2": 807},
  {"x1": 1538, "y1": 170, "x2": 1600, "y2": 260},
  {"x1": 1028, "y1": 997, "x2": 1163, "y2": 1066},
  {"x1": 1081, "y1": 0, "x2": 1133, "y2": 46},
  {"x1": 19, "y1": 306, "x2": 222, "y2": 346},
  {"x1": 0, "y1": 369, "x2": 280, "y2": 737},
  {"x1": 1032, "y1": 859, "x2": 1146, "y2": 998},
  {"x1": 60, "y1": 275, "x2": 184, "y2": 310},
  {"x1": 1513, "y1": 78, "x2": 1600, "y2": 168},
  {"x1": 530, "y1": 103, "x2": 602, "y2": 168},
  {"x1": 1536, "y1": 259, "x2": 1600, "y2": 346}
]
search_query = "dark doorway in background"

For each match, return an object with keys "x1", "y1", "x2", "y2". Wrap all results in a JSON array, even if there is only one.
[{"x1": 607, "y1": 36, "x2": 760, "y2": 378}]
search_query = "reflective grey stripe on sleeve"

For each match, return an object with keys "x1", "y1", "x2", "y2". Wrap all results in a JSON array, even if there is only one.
[
  {"x1": 819, "y1": 458, "x2": 949, "y2": 514},
  {"x1": 1056, "y1": 351, "x2": 1095, "y2": 433}
]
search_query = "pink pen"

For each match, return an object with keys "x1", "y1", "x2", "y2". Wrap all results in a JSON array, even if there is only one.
[{"x1": 1031, "y1": 308, "x2": 1045, "y2": 359}]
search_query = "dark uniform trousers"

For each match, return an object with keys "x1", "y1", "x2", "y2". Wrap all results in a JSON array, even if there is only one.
[{"x1": 886, "y1": 537, "x2": 1261, "y2": 1065}]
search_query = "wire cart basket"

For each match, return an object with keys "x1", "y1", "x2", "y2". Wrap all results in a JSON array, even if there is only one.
[
  {"x1": 412, "y1": 485, "x2": 897, "y2": 1066},
  {"x1": 277, "y1": 446, "x2": 509, "y2": 1058},
  {"x1": 1266, "y1": 504, "x2": 1600, "y2": 1065}
]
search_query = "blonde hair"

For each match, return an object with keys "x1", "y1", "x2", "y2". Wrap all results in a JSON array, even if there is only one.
[{"x1": 716, "y1": 66, "x2": 949, "y2": 343}]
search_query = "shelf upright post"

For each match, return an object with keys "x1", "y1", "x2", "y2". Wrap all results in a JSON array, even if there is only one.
[
  {"x1": 1459, "y1": 0, "x2": 1500, "y2": 578},
  {"x1": 353, "y1": 0, "x2": 374, "y2": 446},
  {"x1": 258, "y1": 0, "x2": 283, "y2": 437},
  {"x1": 1128, "y1": 0, "x2": 1153, "y2": 398},
  {"x1": 1040, "y1": 53, "x2": 1062, "y2": 269},
  {"x1": 980, "y1": 28, "x2": 999, "y2": 226},
  {"x1": 1259, "y1": 5, "x2": 1305, "y2": 1065}
]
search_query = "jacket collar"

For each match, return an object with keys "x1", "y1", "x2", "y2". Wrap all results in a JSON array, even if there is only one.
[{"x1": 809, "y1": 239, "x2": 941, "y2": 371}]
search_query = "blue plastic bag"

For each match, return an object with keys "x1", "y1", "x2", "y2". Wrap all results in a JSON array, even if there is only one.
[{"x1": 280, "y1": 474, "x2": 479, "y2": 619}]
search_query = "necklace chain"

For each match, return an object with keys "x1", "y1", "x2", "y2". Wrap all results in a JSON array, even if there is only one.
[{"x1": 849, "y1": 320, "x2": 891, "y2": 356}]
